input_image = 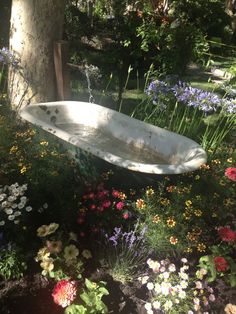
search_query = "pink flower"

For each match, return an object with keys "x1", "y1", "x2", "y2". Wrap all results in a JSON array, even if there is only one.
[
  {"x1": 102, "y1": 200, "x2": 111, "y2": 208},
  {"x1": 112, "y1": 190, "x2": 119, "y2": 198},
  {"x1": 123, "y1": 212, "x2": 129, "y2": 219},
  {"x1": 214, "y1": 256, "x2": 229, "y2": 272},
  {"x1": 218, "y1": 227, "x2": 236, "y2": 242},
  {"x1": 116, "y1": 201, "x2": 124, "y2": 210},
  {"x1": 225, "y1": 167, "x2": 236, "y2": 181},
  {"x1": 52, "y1": 280, "x2": 77, "y2": 308}
]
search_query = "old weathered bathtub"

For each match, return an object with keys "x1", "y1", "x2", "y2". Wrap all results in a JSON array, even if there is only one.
[{"x1": 19, "y1": 101, "x2": 207, "y2": 174}]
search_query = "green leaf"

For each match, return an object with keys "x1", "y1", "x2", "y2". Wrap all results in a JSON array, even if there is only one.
[
  {"x1": 98, "y1": 287, "x2": 109, "y2": 296},
  {"x1": 203, "y1": 114, "x2": 221, "y2": 126},
  {"x1": 84, "y1": 278, "x2": 97, "y2": 290},
  {"x1": 65, "y1": 304, "x2": 87, "y2": 314}
]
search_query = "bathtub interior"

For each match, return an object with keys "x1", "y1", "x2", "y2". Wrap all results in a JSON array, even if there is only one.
[{"x1": 20, "y1": 101, "x2": 207, "y2": 174}]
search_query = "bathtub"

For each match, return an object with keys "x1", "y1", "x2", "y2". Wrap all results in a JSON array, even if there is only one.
[{"x1": 19, "y1": 101, "x2": 207, "y2": 174}]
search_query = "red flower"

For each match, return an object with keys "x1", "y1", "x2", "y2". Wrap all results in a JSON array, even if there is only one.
[
  {"x1": 218, "y1": 227, "x2": 236, "y2": 242},
  {"x1": 116, "y1": 201, "x2": 124, "y2": 210},
  {"x1": 123, "y1": 212, "x2": 129, "y2": 219},
  {"x1": 214, "y1": 256, "x2": 229, "y2": 272},
  {"x1": 102, "y1": 200, "x2": 111, "y2": 208},
  {"x1": 225, "y1": 167, "x2": 236, "y2": 181},
  {"x1": 52, "y1": 280, "x2": 77, "y2": 308}
]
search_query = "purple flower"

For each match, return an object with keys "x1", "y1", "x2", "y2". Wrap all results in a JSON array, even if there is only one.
[{"x1": 0, "y1": 47, "x2": 19, "y2": 68}]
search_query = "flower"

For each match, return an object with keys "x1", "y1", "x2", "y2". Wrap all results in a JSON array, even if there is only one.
[
  {"x1": 116, "y1": 201, "x2": 124, "y2": 210},
  {"x1": 197, "y1": 243, "x2": 206, "y2": 252},
  {"x1": 64, "y1": 244, "x2": 79, "y2": 260},
  {"x1": 163, "y1": 300, "x2": 173, "y2": 311},
  {"x1": 218, "y1": 227, "x2": 236, "y2": 242},
  {"x1": 224, "y1": 303, "x2": 236, "y2": 314},
  {"x1": 152, "y1": 300, "x2": 161, "y2": 310},
  {"x1": 52, "y1": 280, "x2": 77, "y2": 308},
  {"x1": 170, "y1": 236, "x2": 178, "y2": 245},
  {"x1": 214, "y1": 256, "x2": 229, "y2": 272},
  {"x1": 152, "y1": 215, "x2": 161, "y2": 223},
  {"x1": 123, "y1": 212, "x2": 129, "y2": 219},
  {"x1": 47, "y1": 223, "x2": 59, "y2": 235},
  {"x1": 37, "y1": 225, "x2": 49, "y2": 237},
  {"x1": 147, "y1": 282, "x2": 154, "y2": 290},
  {"x1": 82, "y1": 249, "x2": 92, "y2": 259},
  {"x1": 136, "y1": 198, "x2": 146, "y2": 209},
  {"x1": 46, "y1": 240, "x2": 62, "y2": 254},
  {"x1": 167, "y1": 217, "x2": 176, "y2": 227},
  {"x1": 40, "y1": 258, "x2": 54, "y2": 272},
  {"x1": 225, "y1": 167, "x2": 236, "y2": 181}
]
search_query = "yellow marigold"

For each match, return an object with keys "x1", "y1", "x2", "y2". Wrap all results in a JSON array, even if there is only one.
[
  {"x1": 192, "y1": 227, "x2": 202, "y2": 236},
  {"x1": 185, "y1": 200, "x2": 192, "y2": 208},
  {"x1": 118, "y1": 192, "x2": 127, "y2": 200},
  {"x1": 211, "y1": 159, "x2": 221, "y2": 165},
  {"x1": 160, "y1": 198, "x2": 170, "y2": 206},
  {"x1": 40, "y1": 141, "x2": 48, "y2": 146},
  {"x1": 166, "y1": 217, "x2": 176, "y2": 228},
  {"x1": 136, "y1": 198, "x2": 146, "y2": 209},
  {"x1": 227, "y1": 158, "x2": 233, "y2": 163},
  {"x1": 169, "y1": 236, "x2": 178, "y2": 245},
  {"x1": 152, "y1": 215, "x2": 161, "y2": 223},
  {"x1": 183, "y1": 211, "x2": 191, "y2": 220},
  {"x1": 223, "y1": 198, "x2": 235, "y2": 207},
  {"x1": 185, "y1": 247, "x2": 193, "y2": 253},
  {"x1": 166, "y1": 185, "x2": 175, "y2": 192},
  {"x1": 40, "y1": 151, "x2": 47, "y2": 158},
  {"x1": 194, "y1": 209, "x2": 202, "y2": 217},
  {"x1": 9, "y1": 145, "x2": 18, "y2": 154},
  {"x1": 200, "y1": 163, "x2": 210, "y2": 170},
  {"x1": 146, "y1": 187, "x2": 154, "y2": 197},
  {"x1": 20, "y1": 165, "x2": 27, "y2": 174},
  {"x1": 197, "y1": 243, "x2": 206, "y2": 252},
  {"x1": 187, "y1": 232, "x2": 198, "y2": 242}
]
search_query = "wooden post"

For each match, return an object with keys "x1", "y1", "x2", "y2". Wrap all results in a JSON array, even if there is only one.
[{"x1": 54, "y1": 40, "x2": 70, "y2": 100}]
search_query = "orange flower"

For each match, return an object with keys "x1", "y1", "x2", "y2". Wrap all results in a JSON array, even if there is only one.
[
  {"x1": 152, "y1": 215, "x2": 161, "y2": 223},
  {"x1": 136, "y1": 198, "x2": 146, "y2": 209},
  {"x1": 52, "y1": 280, "x2": 77, "y2": 308}
]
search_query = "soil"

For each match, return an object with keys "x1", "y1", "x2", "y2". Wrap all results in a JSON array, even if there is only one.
[{"x1": 0, "y1": 269, "x2": 147, "y2": 314}]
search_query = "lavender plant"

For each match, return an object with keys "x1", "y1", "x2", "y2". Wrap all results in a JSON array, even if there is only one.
[{"x1": 100, "y1": 224, "x2": 150, "y2": 283}]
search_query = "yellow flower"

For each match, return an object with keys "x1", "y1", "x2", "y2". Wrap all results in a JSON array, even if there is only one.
[
  {"x1": 169, "y1": 236, "x2": 178, "y2": 245},
  {"x1": 195, "y1": 175, "x2": 200, "y2": 180},
  {"x1": 82, "y1": 249, "x2": 92, "y2": 259},
  {"x1": 40, "y1": 141, "x2": 48, "y2": 146},
  {"x1": 187, "y1": 232, "x2": 198, "y2": 242},
  {"x1": 200, "y1": 163, "x2": 210, "y2": 170},
  {"x1": 136, "y1": 198, "x2": 146, "y2": 209},
  {"x1": 152, "y1": 215, "x2": 161, "y2": 223},
  {"x1": 223, "y1": 198, "x2": 235, "y2": 207},
  {"x1": 20, "y1": 165, "x2": 27, "y2": 174},
  {"x1": 194, "y1": 209, "x2": 202, "y2": 217},
  {"x1": 46, "y1": 240, "x2": 62, "y2": 254},
  {"x1": 197, "y1": 243, "x2": 206, "y2": 252},
  {"x1": 227, "y1": 158, "x2": 233, "y2": 163},
  {"x1": 146, "y1": 187, "x2": 154, "y2": 197},
  {"x1": 183, "y1": 211, "x2": 191, "y2": 220},
  {"x1": 40, "y1": 258, "x2": 54, "y2": 272},
  {"x1": 192, "y1": 227, "x2": 202, "y2": 236},
  {"x1": 37, "y1": 225, "x2": 50, "y2": 237},
  {"x1": 40, "y1": 151, "x2": 47, "y2": 158},
  {"x1": 160, "y1": 198, "x2": 170, "y2": 206},
  {"x1": 211, "y1": 159, "x2": 221, "y2": 165},
  {"x1": 35, "y1": 247, "x2": 50, "y2": 262},
  {"x1": 118, "y1": 192, "x2": 127, "y2": 200},
  {"x1": 185, "y1": 200, "x2": 192, "y2": 208},
  {"x1": 9, "y1": 145, "x2": 18, "y2": 154},
  {"x1": 167, "y1": 217, "x2": 176, "y2": 228},
  {"x1": 47, "y1": 223, "x2": 59, "y2": 235},
  {"x1": 185, "y1": 247, "x2": 193, "y2": 253},
  {"x1": 64, "y1": 244, "x2": 79, "y2": 260}
]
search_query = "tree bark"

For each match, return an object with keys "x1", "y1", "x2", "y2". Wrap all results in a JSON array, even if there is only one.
[{"x1": 8, "y1": 0, "x2": 66, "y2": 110}]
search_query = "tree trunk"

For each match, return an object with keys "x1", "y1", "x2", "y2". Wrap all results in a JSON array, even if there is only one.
[{"x1": 8, "y1": 0, "x2": 66, "y2": 110}]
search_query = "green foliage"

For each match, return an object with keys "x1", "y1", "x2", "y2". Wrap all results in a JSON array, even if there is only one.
[
  {"x1": 65, "y1": 279, "x2": 109, "y2": 314},
  {"x1": 0, "y1": 244, "x2": 27, "y2": 280}
]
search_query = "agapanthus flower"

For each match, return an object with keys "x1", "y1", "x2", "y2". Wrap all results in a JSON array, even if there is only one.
[
  {"x1": 52, "y1": 280, "x2": 77, "y2": 308},
  {"x1": 218, "y1": 226, "x2": 236, "y2": 242},
  {"x1": 225, "y1": 167, "x2": 236, "y2": 181}
]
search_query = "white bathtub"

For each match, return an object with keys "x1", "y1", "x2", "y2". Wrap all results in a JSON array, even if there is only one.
[{"x1": 19, "y1": 101, "x2": 207, "y2": 174}]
